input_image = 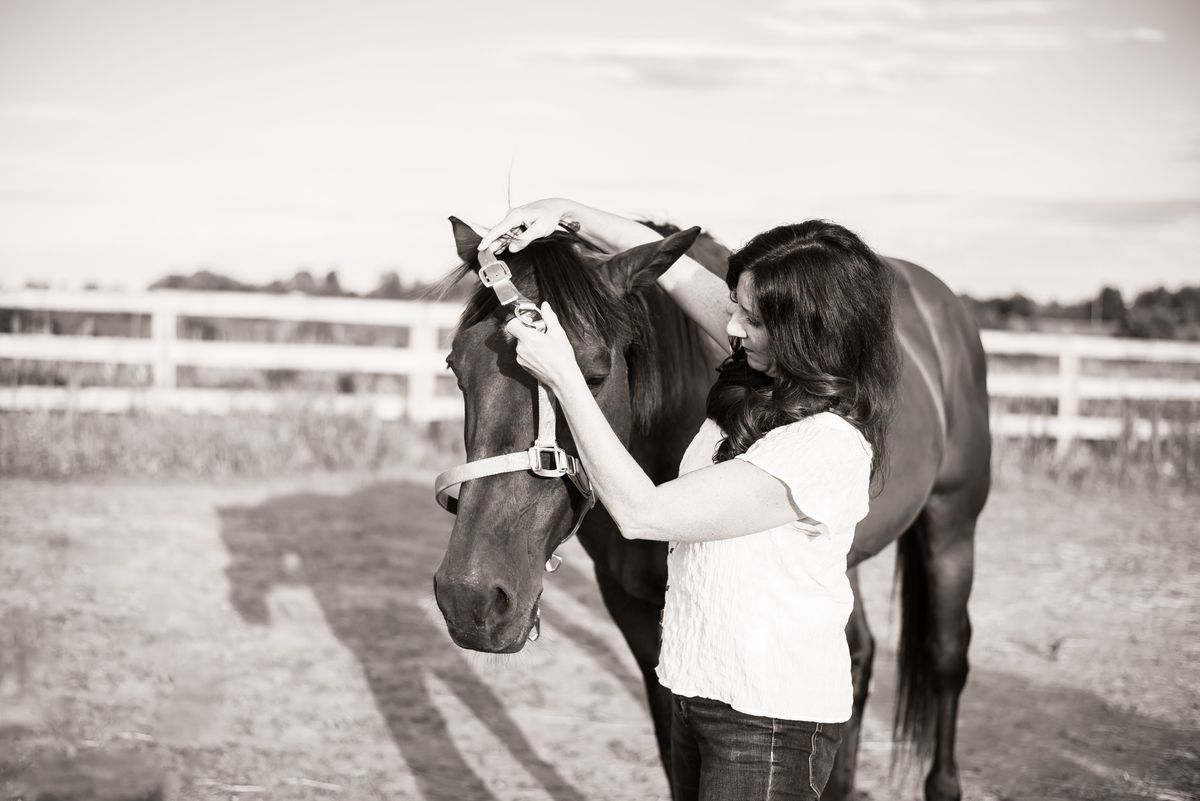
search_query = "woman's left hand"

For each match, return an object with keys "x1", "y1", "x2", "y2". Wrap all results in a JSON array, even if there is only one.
[{"x1": 503, "y1": 302, "x2": 583, "y2": 394}]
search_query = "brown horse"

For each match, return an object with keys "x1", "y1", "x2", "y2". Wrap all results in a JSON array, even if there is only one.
[{"x1": 433, "y1": 217, "x2": 990, "y2": 801}]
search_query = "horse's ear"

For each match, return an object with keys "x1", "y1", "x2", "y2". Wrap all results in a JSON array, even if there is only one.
[
  {"x1": 449, "y1": 216, "x2": 484, "y2": 264},
  {"x1": 607, "y1": 226, "x2": 703, "y2": 293}
]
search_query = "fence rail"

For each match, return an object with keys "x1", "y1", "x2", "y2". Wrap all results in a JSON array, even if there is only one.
[{"x1": 3, "y1": 291, "x2": 1200, "y2": 449}]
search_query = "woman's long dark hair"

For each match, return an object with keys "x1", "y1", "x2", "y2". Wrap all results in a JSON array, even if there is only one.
[{"x1": 706, "y1": 220, "x2": 900, "y2": 480}]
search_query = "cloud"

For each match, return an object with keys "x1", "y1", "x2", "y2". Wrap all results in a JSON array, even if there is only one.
[
  {"x1": 900, "y1": 25, "x2": 1074, "y2": 50},
  {"x1": 929, "y1": 1, "x2": 1056, "y2": 17},
  {"x1": 769, "y1": 0, "x2": 928, "y2": 18},
  {"x1": 534, "y1": 41, "x2": 792, "y2": 89},
  {"x1": 0, "y1": 103, "x2": 92, "y2": 122},
  {"x1": 528, "y1": 0, "x2": 1165, "y2": 91},
  {"x1": 531, "y1": 38, "x2": 1005, "y2": 91},
  {"x1": 1032, "y1": 198, "x2": 1200, "y2": 226},
  {"x1": 755, "y1": 4, "x2": 1164, "y2": 52},
  {"x1": 868, "y1": 192, "x2": 1200, "y2": 227},
  {"x1": 745, "y1": 0, "x2": 1167, "y2": 77},
  {"x1": 770, "y1": 0, "x2": 1056, "y2": 18},
  {"x1": 1087, "y1": 27, "x2": 1167, "y2": 45},
  {"x1": 0, "y1": 189, "x2": 93, "y2": 205}
]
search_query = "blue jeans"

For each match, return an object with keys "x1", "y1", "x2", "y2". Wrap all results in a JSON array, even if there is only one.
[{"x1": 669, "y1": 692, "x2": 843, "y2": 801}]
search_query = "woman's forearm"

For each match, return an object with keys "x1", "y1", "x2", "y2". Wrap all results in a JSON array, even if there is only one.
[
  {"x1": 562, "y1": 201, "x2": 662, "y2": 255},
  {"x1": 564, "y1": 201, "x2": 733, "y2": 353}
]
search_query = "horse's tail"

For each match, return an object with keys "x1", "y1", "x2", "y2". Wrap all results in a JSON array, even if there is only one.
[{"x1": 893, "y1": 511, "x2": 937, "y2": 760}]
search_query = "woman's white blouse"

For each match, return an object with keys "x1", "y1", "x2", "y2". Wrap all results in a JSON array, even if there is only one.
[{"x1": 654, "y1": 412, "x2": 872, "y2": 723}]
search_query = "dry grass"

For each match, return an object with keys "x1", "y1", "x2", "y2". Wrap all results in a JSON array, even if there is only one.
[
  {"x1": 3, "y1": 402, "x2": 1194, "y2": 496},
  {"x1": 989, "y1": 398, "x2": 1199, "y2": 492},
  {"x1": 0, "y1": 407, "x2": 463, "y2": 479}
]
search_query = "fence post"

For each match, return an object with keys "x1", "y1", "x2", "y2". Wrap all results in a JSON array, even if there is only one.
[
  {"x1": 1055, "y1": 347, "x2": 1080, "y2": 460},
  {"x1": 151, "y1": 300, "x2": 177, "y2": 390},
  {"x1": 407, "y1": 315, "x2": 437, "y2": 424}
]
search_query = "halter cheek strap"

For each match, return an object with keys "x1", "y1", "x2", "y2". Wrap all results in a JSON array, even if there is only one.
[{"x1": 432, "y1": 383, "x2": 595, "y2": 560}]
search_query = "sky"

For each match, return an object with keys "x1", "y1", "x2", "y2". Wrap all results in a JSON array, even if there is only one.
[{"x1": 1, "y1": 0, "x2": 1197, "y2": 301}]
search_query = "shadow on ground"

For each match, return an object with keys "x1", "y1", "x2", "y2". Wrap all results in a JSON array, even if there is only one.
[
  {"x1": 219, "y1": 479, "x2": 614, "y2": 801},
  {"x1": 219, "y1": 479, "x2": 1199, "y2": 801},
  {"x1": 863, "y1": 646, "x2": 1200, "y2": 800}
]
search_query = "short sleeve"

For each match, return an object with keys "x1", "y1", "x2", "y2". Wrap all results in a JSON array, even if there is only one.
[{"x1": 733, "y1": 416, "x2": 872, "y2": 532}]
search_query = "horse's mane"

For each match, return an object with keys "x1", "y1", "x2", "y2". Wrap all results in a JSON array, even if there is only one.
[{"x1": 428, "y1": 226, "x2": 721, "y2": 433}]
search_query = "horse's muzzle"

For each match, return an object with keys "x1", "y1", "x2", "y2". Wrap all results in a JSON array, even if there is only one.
[{"x1": 433, "y1": 571, "x2": 536, "y2": 653}]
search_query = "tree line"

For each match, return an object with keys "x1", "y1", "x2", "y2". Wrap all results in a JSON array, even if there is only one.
[
  {"x1": 148, "y1": 268, "x2": 474, "y2": 302},
  {"x1": 961, "y1": 285, "x2": 1200, "y2": 340},
  {"x1": 123, "y1": 269, "x2": 1198, "y2": 342}
]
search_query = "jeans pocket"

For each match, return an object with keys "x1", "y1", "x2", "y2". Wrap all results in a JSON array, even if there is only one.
[{"x1": 807, "y1": 722, "x2": 844, "y2": 797}]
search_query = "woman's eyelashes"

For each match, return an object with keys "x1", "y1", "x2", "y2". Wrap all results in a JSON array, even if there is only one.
[{"x1": 731, "y1": 295, "x2": 760, "y2": 328}]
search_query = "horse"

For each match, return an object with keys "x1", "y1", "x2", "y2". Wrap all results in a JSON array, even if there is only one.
[{"x1": 432, "y1": 216, "x2": 991, "y2": 801}]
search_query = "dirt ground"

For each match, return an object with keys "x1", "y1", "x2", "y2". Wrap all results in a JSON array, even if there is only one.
[{"x1": 0, "y1": 469, "x2": 1196, "y2": 801}]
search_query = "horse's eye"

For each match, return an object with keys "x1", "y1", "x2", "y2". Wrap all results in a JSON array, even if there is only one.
[{"x1": 585, "y1": 375, "x2": 607, "y2": 389}]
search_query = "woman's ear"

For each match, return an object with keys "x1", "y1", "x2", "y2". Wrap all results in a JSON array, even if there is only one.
[
  {"x1": 449, "y1": 216, "x2": 485, "y2": 264},
  {"x1": 605, "y1": 226, "x2": 702, "y2": 293}
]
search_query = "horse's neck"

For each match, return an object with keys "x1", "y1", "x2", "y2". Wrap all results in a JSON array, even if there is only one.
[
  {"x1": 630, "y1": 286, "x2": 720, "y2": 480},
  {"x1": 578, "y1": 250, "x2": 727, "y2": 600}
]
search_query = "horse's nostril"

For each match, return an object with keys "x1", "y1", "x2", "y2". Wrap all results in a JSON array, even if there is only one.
[{"x1": 493, "y1": 583, "x2": 512, "y2": 616}]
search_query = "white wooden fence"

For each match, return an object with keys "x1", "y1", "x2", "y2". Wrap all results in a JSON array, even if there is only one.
[
  {"x1": 2, "y1": 290, "x2": 1199, "y2": 454},
  {"x1": 0, "y1": 290, "x2": 462, "y2": 423},
  {"x1": 981, "y1": 330, "x2": 1200, "y2": 456}
]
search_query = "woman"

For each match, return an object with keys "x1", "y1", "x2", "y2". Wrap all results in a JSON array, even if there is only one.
[{"x1": 481, "y1": 198, "x2": 900, "y2": 801}]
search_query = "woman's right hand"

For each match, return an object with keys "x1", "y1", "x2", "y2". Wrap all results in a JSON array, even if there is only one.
[{"x1": 478, "y1": 198, "x2": 578, "y2": 255}]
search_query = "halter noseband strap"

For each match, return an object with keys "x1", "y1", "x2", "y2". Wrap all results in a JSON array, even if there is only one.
[{"x1": 433, "y1": 227, "x2": 596, "y2": 568}]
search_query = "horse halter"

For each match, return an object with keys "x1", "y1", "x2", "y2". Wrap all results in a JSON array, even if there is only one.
[{"x1": 433, "y1": 224, "x2": 597, "y2": 615}]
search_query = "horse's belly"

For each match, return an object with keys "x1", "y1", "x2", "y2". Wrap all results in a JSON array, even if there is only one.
[{"x1": 849, "y1": 351, "x2": 944, "y2": 563}]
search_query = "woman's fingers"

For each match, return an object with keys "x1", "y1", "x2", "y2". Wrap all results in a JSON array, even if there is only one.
[
  {"x1": 478, "y1": 200, "x2": 565, "y2": 253},
  {"x1": 478, "y1": 212, "x2": 528, "y2": 253},
  {"x1": 505, "y1": 218, "x2": 558, "y2": 253},
  {"x1": 503, "y1": 315, "x2": 531, "y2": 341},
  {"x1": 504, "y1": 319, "x2": 545, "y2": 381},
  {"x1": 536, "y1": 302, "x2": 566, "y2": 340}
]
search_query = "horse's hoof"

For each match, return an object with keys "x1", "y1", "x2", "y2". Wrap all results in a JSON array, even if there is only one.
[{"x1": 924, "y1": 768, "x2": 961, "y2": 801}]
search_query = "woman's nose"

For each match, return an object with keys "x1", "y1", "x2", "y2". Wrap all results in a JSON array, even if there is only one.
[{"x1": 726, "y1": 315, "x2": 746, "y2": 339}]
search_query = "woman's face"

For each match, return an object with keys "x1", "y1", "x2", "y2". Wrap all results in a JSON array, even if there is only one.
[{"x1": 727, "y1": 271, "x2": 776, "y2": 377}]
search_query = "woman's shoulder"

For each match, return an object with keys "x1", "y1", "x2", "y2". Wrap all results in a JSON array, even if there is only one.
[
  {"x1": 735, "y1": 413, "x2": 873, "y2": 526},
  {"x1": 767, "y1": 411, "x2": 868, "y2": 443}
]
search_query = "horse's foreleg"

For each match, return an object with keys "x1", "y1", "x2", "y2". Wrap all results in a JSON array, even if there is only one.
[
  {"x1": 593, "y1": 568, "x2": 672, "y2": 778},
  {"x1": 823, "y1": 567, "x2": 874, "y2": 801},
  {"x1": 919, "y1": 497, "x2": 977, "y2": 801}
]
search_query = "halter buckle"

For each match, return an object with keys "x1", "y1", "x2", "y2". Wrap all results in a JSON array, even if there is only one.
[
  {"x1": 477, "y1": 250, "x2": 512, "y2": 287},
  {"x1": 528, "y1": 444, "x2": 569, "y2": 478}
]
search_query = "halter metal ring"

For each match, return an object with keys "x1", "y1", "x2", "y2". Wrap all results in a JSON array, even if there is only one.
[{"x1": 513, "y1": 301, "x2": 547, "y2": 333}]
